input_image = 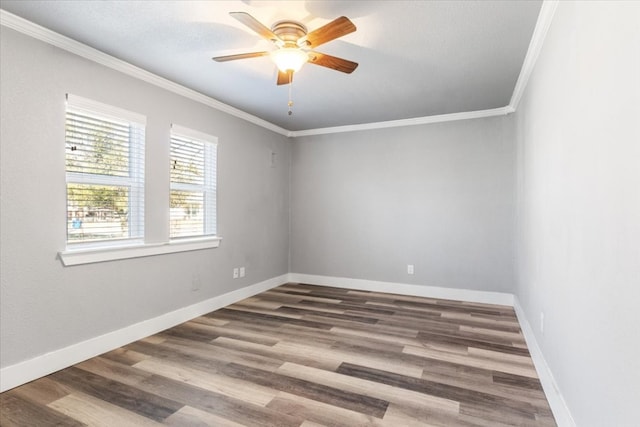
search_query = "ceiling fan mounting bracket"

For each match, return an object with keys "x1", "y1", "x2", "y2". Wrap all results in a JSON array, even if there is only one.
[{"x1": 271, "y1": 21, "x2": 307, "y2": 45}]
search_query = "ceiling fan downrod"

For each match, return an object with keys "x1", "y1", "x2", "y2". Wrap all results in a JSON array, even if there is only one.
[{"x1": 288, "y1": 72, "x2": 294, "y2": 116}]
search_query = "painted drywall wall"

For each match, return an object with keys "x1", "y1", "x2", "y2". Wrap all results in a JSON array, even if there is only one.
[
  {"x1": 290, "y1": 117, "x2": 515, "y2": 293},
  {"x1": 513, "y1": 1, "x2": 640, "y2": 425},
  {"x1": 0, "y1": 27, "x2": 290, "y2": 368}
]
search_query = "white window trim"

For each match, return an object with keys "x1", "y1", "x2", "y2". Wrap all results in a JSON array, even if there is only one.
[
  {"x1": 170, "y1": 124, "x2": 218, "y2": 239},
  {"x1": 59, "y1": 237, "x2": 221, "y2": 266},
  {"x1": 58, "y1": 101, "x2": 222, "y2": 267},
  {"x1": 67, "y1": 94, "x2": 147, "y2": 125},
  {"x1": 64, "y1": 94, "x2": 146, "y2": 248}
]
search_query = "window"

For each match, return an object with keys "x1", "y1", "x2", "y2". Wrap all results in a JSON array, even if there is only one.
[
  {"x1": 60, "y1": 99, "x2": 220, "y2": 266},
  {"x1": 170, "y1": 125, "x2": 217, "y2": 239},
  {"x1": 65, "y1": 94, "x2": 145, "y2": 247}
]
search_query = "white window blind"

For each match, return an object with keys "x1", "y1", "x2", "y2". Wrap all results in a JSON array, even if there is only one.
[
  {"x1": 65, "y1": 94, "x2": 145, "y2": 247},
  {"x1": 170, "y1": 125, "x2": 217, "y2": 239}
]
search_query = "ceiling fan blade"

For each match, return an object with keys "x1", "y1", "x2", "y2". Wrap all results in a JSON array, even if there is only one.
[
  {"x1": 308, "y1": 51, "x2": 358, "y2": 74},
  {"x1": 277, "y1": 70, "x2": 293, "y2": 86},
  {"x1": 212, "y1": 51, "x2": 270, "y2": 62},
  {"x1": 230, "y1": 12, "x2": 281, "y2": 43},
  {"x1": 300, "y1": 16, "x2": 356, "y2": 48}
]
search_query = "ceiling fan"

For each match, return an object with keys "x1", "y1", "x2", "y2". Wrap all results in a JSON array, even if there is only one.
[{"x1": 213, "y1": 12, "x2": 358, "y2": 86}]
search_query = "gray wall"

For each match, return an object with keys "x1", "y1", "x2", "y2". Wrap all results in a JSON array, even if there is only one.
[
  {"x1": 4, "y1": 4, "x2": 640, "y2": 424},
  {"x1": 0, "y1": 27, "x2": 290, "y2": 368},
  {"x1": 513, "y1": 1, "x2": 640, "y2": 425},
  {"x1": 290, "y1": 117, "x2": 516, "y2": 293}
]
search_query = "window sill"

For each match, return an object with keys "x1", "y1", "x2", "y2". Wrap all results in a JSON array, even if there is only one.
[{"x1": 59, "y1": 237, "x2": 222, "y2": 266}]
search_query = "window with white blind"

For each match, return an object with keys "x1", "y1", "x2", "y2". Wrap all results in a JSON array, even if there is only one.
[
  {"x1": 65, "y1": 94, "x2": 145, "y2": 247},
  {"x1": 170, "y1": 125, "x2": 217, "y2": 239}
]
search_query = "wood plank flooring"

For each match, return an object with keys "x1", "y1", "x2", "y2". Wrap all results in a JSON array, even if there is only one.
[{"x1": 0, "y1": 283, "x2": 556, "y2": 426}]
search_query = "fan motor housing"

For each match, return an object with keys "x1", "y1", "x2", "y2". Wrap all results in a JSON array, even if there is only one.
[{"x1": 272, "y1": 21, "x2": 307, "y2": 45}]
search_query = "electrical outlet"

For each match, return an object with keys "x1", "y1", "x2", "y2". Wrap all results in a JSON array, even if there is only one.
[
  {"x1": 233, "y1": 268, "x2": 239, "y2": 279},
  {"x1": 407, "y1": 264, "x2": 414, "y2": 275},
  {"x1": 239, "y1": 267, "x2": 245, "y2": 278},
  {"x1": 540, "y1": 312, "x2": 544, "y2": 335}
]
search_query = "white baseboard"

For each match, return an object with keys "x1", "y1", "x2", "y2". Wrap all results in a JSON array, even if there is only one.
[
  {"x1": 1, "y1": 272, "x2": 574, "y2": 427},
  {"x1": 0, "y1": 274, "x2": 288, "y2": 392},
  {"x1": 288, "y1": 273, "x2": 514, "y2": 306},
  {"x1": 513, "y1": 297, "x2": 576, "y2": 427},
  {"x1": 290, "y1": 273, "x2": 574, "y2": 426}
]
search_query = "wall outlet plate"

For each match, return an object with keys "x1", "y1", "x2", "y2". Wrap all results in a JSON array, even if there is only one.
[
  {"x1": 239, "y1": 267, "x2": 245, "y2": 278},
  {"x1": 233, "y1": 268, "x2": 239, "y2": 279},
  {"x1": 407, "y1": 264, "x2": 414, "y2": 275}
]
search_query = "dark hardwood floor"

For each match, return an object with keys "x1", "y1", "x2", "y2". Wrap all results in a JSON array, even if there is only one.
[{"x1": 0, "y1": 283, "x2": 556, "y2": 426}]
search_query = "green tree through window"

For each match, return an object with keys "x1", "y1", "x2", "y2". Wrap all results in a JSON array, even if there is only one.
[
  {"x1": 169, "y1": 126, "x2": 217, "y2": 239},
  {"x1": 65, "y1": 95, "x2": 145, "y2": 245}
]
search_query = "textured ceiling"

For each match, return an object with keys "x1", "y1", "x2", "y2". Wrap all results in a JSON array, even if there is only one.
[{"x1": 0, "y1": 1, "x2": 543, "y2": 132}]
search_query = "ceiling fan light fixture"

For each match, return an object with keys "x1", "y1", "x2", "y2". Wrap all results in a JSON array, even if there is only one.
[{"x1": 271, "y1": 48, "x2": 308, "y2": 73}]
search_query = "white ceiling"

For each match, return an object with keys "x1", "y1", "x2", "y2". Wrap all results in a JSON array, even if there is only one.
[{"x1": 0, "y1": 0, "x2": 543, "y2": 133}]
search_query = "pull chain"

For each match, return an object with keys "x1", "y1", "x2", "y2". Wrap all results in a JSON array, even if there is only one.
[{"x1": 287, "y1": 71, "x2": 294, "y2": 116}]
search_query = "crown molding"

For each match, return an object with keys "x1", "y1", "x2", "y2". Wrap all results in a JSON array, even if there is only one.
[
  {"x1": 2, "y1": 1, "x2": 557, "y2": 139},
  {"x1": 288, "y1": 106, "x2": 514, "y2": 138},
  {"x1": 0, "y1": 10, "x2": 291, "y2": 137},
  {"x1": 509, "y1": 0, "x2": 559, "y2": 110}
]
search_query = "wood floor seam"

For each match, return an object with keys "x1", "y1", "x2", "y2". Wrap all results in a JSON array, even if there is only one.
[{"x1": 0, "y1": 283, "x2": 557, "y2": 426}]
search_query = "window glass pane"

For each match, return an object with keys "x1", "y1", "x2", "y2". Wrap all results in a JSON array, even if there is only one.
[
  {"x1": 170, "y1": 190, "x2": 204, "y2": 238},
  {"x1": 170, "y1": 136, "x2": 205, "y2": 185},
  {"x1": 169, "y1": 127, "x2": 216, "y2": 240},
  {"x1": 65, "y1": 95, "x2": 145, "y2": 247},
  {"x1": 66, "y1": 111, "x2": 130, "y2": 177},
  {"x1": 67, "y1": 183, "x2": 130, "y2": 242}
]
